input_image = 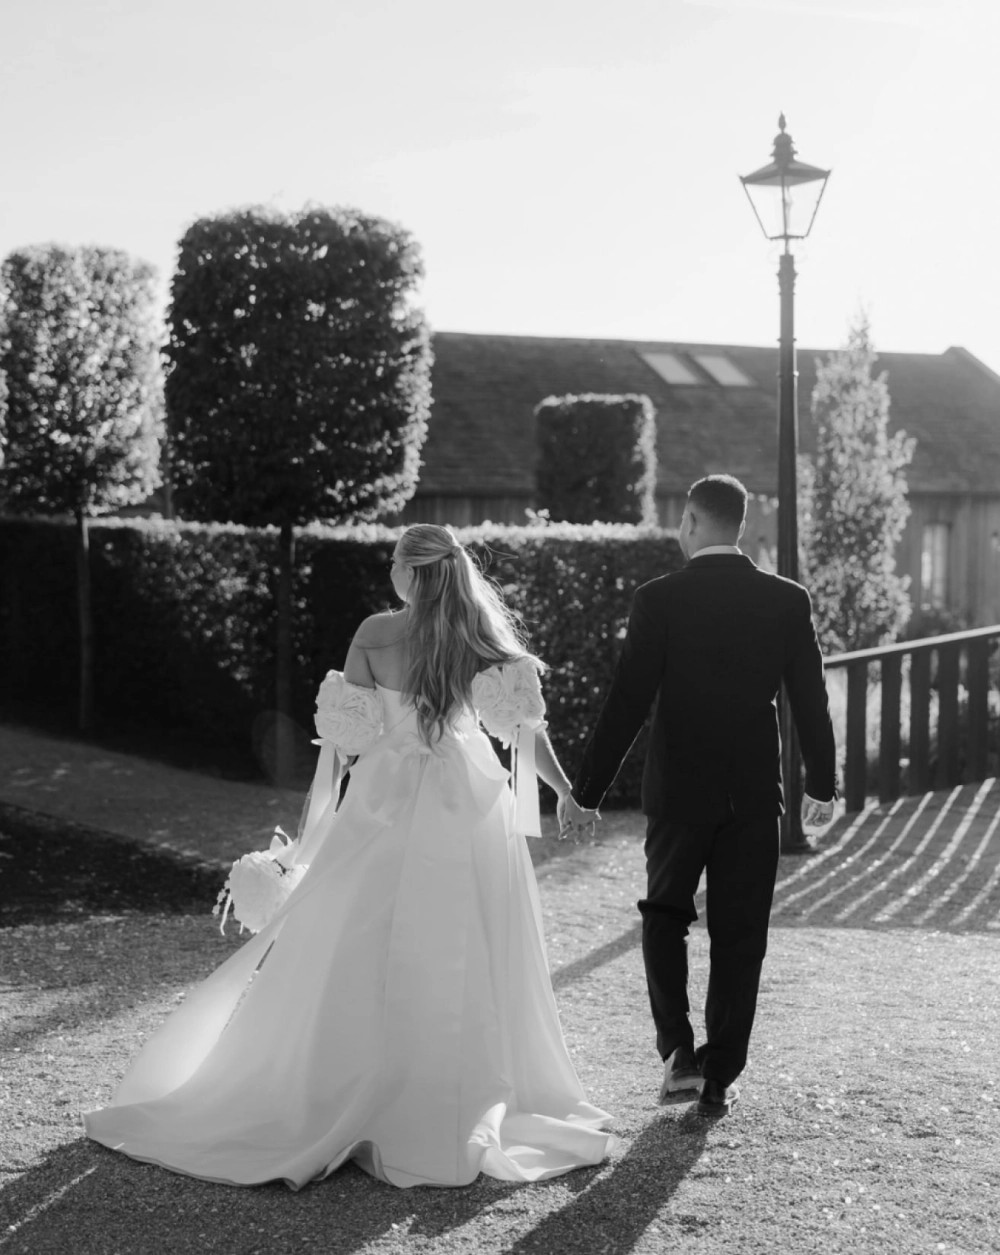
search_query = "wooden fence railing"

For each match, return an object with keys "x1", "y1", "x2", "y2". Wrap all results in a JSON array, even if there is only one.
[{"x1": 824, "y1": 625, "x2": 1000, "y2": 812}]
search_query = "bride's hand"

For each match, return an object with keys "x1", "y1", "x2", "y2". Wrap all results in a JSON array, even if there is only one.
[{"x1": 557, "y1": 793, "x2": 599, "y2": 842}]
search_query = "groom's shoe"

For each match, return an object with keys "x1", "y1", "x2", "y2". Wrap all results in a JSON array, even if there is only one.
[
  {"x1": 658, "y1": 1046, "x2": 702, "y2": 1102},
  {"x1": 696, "y1": 1078, "x2": 739, "y2": 1117}
]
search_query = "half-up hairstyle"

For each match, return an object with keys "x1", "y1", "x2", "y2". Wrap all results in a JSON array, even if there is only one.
[{"x1": 397, "y1": 524, "x2": 540, "y2": 746}]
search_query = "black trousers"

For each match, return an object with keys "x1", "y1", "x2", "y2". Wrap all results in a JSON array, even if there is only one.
[{"x1": 638, "y1": 811, "x2": 780, "y2": 1086}]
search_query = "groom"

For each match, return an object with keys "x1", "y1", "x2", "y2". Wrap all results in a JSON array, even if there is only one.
[{"x1": 566, "y1": 474, "x2": 837, "y2": 1117}]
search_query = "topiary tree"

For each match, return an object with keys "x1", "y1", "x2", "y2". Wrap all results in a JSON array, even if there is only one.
[
  {"x1": 799, "y1": 314, "x2": 914, "y2": 652},
  {"x1": 165, "y1": 205, "x2": 431, "y2": 782},
  {"x1": 534, "y1": 393, "x2": 657, "y2": 524},
  {"x1": 0, "y1": 348, "x2": 7, "y2": 514},
  {"x1": 0, "y1": 348, "x2": 7, "y2": 473},
  {"x1": 0, "y1": 245, "x2": 163, "y2": 731}
]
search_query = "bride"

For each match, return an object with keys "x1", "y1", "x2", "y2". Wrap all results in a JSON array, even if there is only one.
[{"x1": 85, "y1": 524, "x2": 612, "y2": 1189}]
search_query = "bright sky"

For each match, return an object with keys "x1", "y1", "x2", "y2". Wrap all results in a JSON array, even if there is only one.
[{"x1": 2, "y1": 0, "x2": 998, "y2": 371}]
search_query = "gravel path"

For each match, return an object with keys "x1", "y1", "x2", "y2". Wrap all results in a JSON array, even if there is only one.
[
  {"x1": 3, "y1": 814, "x2": 1000, "y2": 1253},
  {"x1": 2, "y1": 723, "x2": 999, "y2": 1253}
]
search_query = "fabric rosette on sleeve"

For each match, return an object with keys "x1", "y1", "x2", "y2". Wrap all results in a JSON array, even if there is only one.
[
  {"x1": 473, "y1": 656, "x2": 546, "y2": 746},
  {"x1": 472, "y1": 658, "x2": 546, "y2": 839},
  {"x1": 314, "y1": 671, "x2": 383, "y2": 754},
  {"x1": 294, "y1": 672, "x2": 384, "y2": 865},
  {"x1": 213, "y1": 828, "x2": 307, "y2": 935}
]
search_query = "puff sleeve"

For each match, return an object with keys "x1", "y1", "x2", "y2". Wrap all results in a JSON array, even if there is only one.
[
  {"x1": 295, "y1": 672, "x2": 384, "y2": 864},
  {"x1": 472, "y1": 658, "x2": 546, "y2": 837},
  {"x1": 314, "y1": 671, "x2": 383, "y2": 754}
]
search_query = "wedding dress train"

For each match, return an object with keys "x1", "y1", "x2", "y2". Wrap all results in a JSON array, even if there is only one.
[{"x1": 84, "y1": 671, "x2": 613, "y2": 1189}]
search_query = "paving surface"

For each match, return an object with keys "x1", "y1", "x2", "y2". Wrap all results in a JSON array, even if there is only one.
[
  {"x1": 0, "y1": 721, "x2": 306, "y2": 871},
  {"x1": 2, "y1": 720, "x2": 1000, "y2": 1254},
  {"x1": 2, "y1": 719, "x2": 998, "y2": 935}
]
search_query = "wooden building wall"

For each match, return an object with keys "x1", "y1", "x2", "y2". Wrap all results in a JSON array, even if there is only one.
[
  {"x1": 899, "y1": 494, "x2": 1000, "y2": 628},
  {"x1": 403, "y1": 488, "x2": 1000, "y2": 628},
  {"x1": 662, "y1": 489, "x2": 1000, "y2": 628}
]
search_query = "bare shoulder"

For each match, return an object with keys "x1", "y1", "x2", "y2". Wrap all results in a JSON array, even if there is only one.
[{"x1": 353, "y1": 610, "x2": 408, "y2": 650}]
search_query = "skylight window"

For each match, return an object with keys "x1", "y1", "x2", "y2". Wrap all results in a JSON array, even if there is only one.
[
  {"x1": 693, "y1": 354, "x2": 754, "y2": 386},
  {"x1": 641, "y1": 352, "x2": 699, "y2": 386}
]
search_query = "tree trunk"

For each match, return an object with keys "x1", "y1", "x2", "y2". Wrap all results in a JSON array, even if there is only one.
[
  {"x1": 75, "y1": 508, "x2": 94, "y2": 733},
  {"x1": 275, "y1": 521, "x2": 295, "y2": 786},
  {"x1": 161, "y1": 430, "x2": 176, "y2": 519}
]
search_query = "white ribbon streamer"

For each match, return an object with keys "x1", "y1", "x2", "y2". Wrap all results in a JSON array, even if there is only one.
[
  {"x1": 295, "y1": 741, "x2": 343, "y2": 865},
  {"x1": 511, "y1": 724, "x2": 541, "y2": 838}
]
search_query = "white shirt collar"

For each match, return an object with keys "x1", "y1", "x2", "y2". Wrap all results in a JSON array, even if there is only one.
[{"x1": 690, "y1": 544, "x2": 743, "y2": 559}]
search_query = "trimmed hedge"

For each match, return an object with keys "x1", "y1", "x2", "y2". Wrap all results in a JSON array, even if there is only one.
[
  {"x1": 0, "y1": 516, "x2": 684, "y2": 807},
  {"x1": 535, "y1": 393, "x2": 657, "y2": 525}
]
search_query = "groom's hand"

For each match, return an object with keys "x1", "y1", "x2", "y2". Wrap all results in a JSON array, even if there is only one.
[
  {"x1": 558, "y1": 793, "x2": 599, "y2": 842},
  {"x1": 801, "y1": 793, "x2": 835, "y2": 834}
]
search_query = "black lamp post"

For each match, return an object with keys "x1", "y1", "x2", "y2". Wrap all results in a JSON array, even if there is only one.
[{"x1": 740, "y1": 114, "x2": 830, "y2": 849}]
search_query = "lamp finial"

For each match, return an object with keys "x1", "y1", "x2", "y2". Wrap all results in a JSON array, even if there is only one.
[{"x1": 773, "y1": 115, "x2": 795, "y2": 168}]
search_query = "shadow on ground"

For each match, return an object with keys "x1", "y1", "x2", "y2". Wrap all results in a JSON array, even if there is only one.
[
  {"x1": 0, "y1": 804, "x2": 223, "y2": 927},
  {"x1": 0, "y1": 1111, "x2": 708, "y2": 1255},
  {"x1": 0, "y1": 1137, "x2": 514, "y2": 1255}
]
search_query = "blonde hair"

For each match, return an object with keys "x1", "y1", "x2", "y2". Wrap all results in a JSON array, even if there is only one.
[{"x1": 396, "y1": 524, "x2": 539, "y2": 745}]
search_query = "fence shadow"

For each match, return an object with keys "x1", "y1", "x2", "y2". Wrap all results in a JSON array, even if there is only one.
[
  {"x1": 770, "y1": 780, "x2": 1000, "y2": 933},
  {"x1": 551, "y1": 923, "x2": 643, "y2": 991}
]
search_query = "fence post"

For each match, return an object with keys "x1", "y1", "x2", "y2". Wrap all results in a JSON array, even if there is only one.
[
  {"x1": 967, "y1": 638, "x2": 990, "y2": 781},
  {"x1": 936, "y1": 644, "x2": 961, "y2": 788},
  {"x1": 909, "y1": 649, "x2": 932, "y2": 794},
  {"x1": 879, "y1": 654, "x2": 902, "y2": 803},
  {"x1": 845, "y1": 660, "x2": 868, "y2": 812}
]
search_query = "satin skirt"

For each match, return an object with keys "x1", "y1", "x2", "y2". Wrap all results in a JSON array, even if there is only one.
[{"x1": 84, "y1": 693, "x2": 613, "y2": 1189}]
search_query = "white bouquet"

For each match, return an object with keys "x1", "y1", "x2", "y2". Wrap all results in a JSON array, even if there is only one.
[{"x1": 212, "y1": 828, "x2": 307, "y2": 935}]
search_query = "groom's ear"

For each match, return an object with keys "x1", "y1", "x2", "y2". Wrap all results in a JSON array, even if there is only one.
[{"x1": 738, "y1": 519, "x2": 746, "y2": 541}]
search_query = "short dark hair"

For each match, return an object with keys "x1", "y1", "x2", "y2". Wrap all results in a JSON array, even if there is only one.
[{"x1": 687, "y1": 474, "x2": 748, "y2": 529}]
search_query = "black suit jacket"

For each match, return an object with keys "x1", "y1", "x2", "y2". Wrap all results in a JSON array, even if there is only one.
[{"x1": 573, "y1": 553, "x2": 838, "y2": 822}]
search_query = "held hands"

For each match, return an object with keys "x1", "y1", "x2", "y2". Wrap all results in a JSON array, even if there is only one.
[
  {"x1": 557, "y1": 792, "x2": 600, "y2": 842},
  {"x1": 801, "y1": 793, "x2": 836, "y2": 834}
]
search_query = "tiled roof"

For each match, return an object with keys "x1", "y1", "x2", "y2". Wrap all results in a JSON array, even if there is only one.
[{"x1": 421, "y1": 333, "x2": 1000, "y2": 497}]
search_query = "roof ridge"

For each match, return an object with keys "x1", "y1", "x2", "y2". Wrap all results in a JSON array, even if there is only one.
[
  {"x1": 420, "y1": 331, "x2": 1000, "y2": 500},
  {"x1": 430, "y1": 330, "x2": 958, "y2": 361},
  {"x1": 945, "y1": 345, "x2": 1000, "y2": 385}
]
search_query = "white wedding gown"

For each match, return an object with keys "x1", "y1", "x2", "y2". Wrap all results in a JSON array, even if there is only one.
[{"x1": 84, "y1": 682, "x2": 613, "y2": 1189}]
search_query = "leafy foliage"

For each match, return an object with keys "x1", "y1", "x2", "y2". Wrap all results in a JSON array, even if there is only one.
[
  {"x1": 164, "y1": 206, "x2": 432, "y2": 527},
  {"x1": 535, "y1": 393, "x2": 657, "y2": 525},
  {"x1": 800, "y1": 316, "x2": 914, "y2": 652},
  {"x1": 0, "y1": 516, "x2": 683, "y2": 805},
  {"x1": 0, "y1": 351, "x2": 7, "y2": 472},
  {"x1": 901, "y1": 603, "x2": 968, "y2": 641},
  {"x1": 0, "y1": 245, "x2": 162, "y2": 513}
]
